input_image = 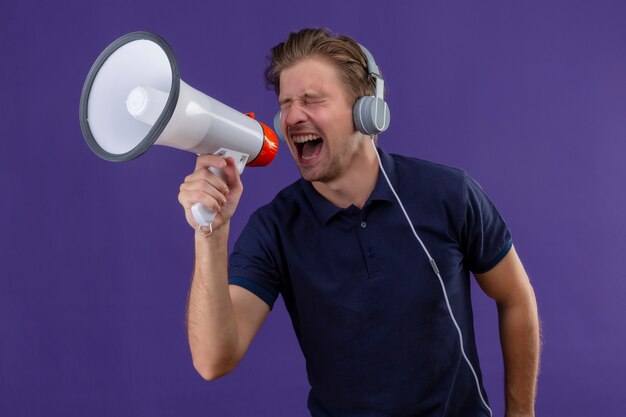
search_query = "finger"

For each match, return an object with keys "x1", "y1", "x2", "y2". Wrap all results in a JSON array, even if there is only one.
[
  {"x1": 179, "y1": 180, "x2": 228, "y2": 206},
  {"x1": 222, "y1": 156, "x2": 243, "y2": 189},
  {"x1": 194, "y1": 154, "x2": 227, "y2": 171},
  {"x1": 184, "y1": 168, "x2": 230, "y2": 195},
  {"x1": 179, "y1": 179, "x2": 227, "y2": 203},
  {"x1": 178, "y1": 188, "x2": 225, "y2": 213}
]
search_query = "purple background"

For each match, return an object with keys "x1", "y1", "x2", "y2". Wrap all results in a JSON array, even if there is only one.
[{"x1": 1, "y1": 0, "x2": 625, "y2": 416}]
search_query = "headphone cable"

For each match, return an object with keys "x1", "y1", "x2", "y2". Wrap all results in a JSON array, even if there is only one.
[{"x1": 370, "y1": 137, "x2": 493, "y2": 417}]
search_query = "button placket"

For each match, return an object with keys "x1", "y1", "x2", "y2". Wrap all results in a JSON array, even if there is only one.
[{"x1": 358, "y1": 211, "x2": 380, "y2": 278}]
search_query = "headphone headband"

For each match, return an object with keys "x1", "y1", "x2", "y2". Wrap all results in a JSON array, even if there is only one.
[{"x1": 358, "y1": 44, "x2": 385, "y2": 100}]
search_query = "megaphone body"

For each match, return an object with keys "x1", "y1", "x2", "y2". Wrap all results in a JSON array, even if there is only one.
[{"x1": 79, "y1": 32, "x2": 278, "y2": 226}]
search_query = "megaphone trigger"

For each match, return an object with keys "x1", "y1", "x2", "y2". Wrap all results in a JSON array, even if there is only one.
[{"x1": 191, "y1": 148, "x2": 248, "y2": 227}]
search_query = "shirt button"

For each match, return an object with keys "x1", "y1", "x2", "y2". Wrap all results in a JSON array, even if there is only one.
[
  {"x1": 367, "y1": 249, "x2": 375, "y2": 258},
  {"x1": 360, "y1": 221, "x2": 367, "y2": 228}
]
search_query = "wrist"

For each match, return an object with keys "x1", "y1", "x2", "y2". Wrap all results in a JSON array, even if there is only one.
[
  {"x1": 505, "y1": 406, "x2": 535, "y2": 417},
  {"x1": 195, "y1": 221, "x2": 229, "y2": 242},
  {"x1": 193, "y1": 221, "x2": 230, "y2": 279}
]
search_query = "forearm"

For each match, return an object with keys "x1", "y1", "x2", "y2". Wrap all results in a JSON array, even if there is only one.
[
  {"x1": 498, "y1": 288, "x2": 540, "y2": 417},
  {"x1": 186, "y1": 223, "x2": 240, "y2": 380}
]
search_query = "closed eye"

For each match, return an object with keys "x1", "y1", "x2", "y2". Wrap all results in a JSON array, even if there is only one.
[
  {"x1": 304, "y1": 98, "x2": 325, "y2": 105},
  {"x1": 302, "y1": 93, "x2": 325, "y2": 104},
  {"x1": 279, "y1": 93, "x2": 327, "y2": 110}
]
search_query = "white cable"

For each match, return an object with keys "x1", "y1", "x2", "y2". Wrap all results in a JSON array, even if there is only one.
[{"x1": 370, "y1": 138, "x2": 493, "y2": 417}]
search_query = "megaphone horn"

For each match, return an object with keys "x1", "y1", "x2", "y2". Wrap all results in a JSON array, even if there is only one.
[{"x1": 79, "y1": 31, "x2": 278, "y2": 227}]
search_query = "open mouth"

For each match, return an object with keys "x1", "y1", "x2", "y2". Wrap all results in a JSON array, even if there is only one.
[{"x1": 292, "y1": 134, "x2": 323, "y2": 161}]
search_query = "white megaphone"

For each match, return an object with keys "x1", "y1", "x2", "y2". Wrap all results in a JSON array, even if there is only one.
[{"x1": 79, "y1": 31, "x2": 278, "y2": 227}]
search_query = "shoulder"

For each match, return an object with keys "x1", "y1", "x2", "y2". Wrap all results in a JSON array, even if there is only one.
[
  {"x1": 391, "y1": 152, "x2": 466, "y2": 179},
  {"x1": 245, "y1": 178, "x2": 310, "y2": 229},
  {"x1": 386, "y1": 152, "x2": 470, "y2": 199}
]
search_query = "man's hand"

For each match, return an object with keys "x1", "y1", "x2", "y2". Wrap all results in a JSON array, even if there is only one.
[{"x1": 178, "y1": 155, "x2": 244, "y2": 231}]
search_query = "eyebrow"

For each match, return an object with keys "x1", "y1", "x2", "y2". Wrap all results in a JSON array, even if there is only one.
[{"x1": 279, "y1": 92, "x2": 323, "y2": 106}]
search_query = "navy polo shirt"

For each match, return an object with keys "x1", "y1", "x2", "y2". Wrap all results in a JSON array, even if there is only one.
[{"x1": 229, "y1": 149, "x2": 512, "y2": 417}]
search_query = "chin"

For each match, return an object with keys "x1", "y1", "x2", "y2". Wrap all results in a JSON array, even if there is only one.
[
  {"x1": 298, "y1": 165, "x2": 320, "y2": 182},
  {"x1": 300, "y1": 166, "x2": 340, "y2": 184}
]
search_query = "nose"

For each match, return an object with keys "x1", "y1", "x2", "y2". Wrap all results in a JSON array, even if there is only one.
[{"x1": 283, "y1": 102, "x2": 308, "y2": 133}]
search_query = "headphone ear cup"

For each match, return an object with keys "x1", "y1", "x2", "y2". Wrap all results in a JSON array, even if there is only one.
[
  {"x1": 273, "y1": 111, "x2": 286, "y2": 141},
  {"x1": 353, "y1": 96, "x2": 390, "y2": 135}
]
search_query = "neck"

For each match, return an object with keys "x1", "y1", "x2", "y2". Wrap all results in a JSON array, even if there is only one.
[{"x1": 311, "y1": 138, "x2": 379, "y2": 209}]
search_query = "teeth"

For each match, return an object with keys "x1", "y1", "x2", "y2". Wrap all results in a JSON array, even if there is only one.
[{"x1": 291, "y1": 134, "x2": 320, "y2": 143}]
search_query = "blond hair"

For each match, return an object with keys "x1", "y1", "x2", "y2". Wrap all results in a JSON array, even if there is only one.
[{"x1": 265, "y1": 28, "x2": 376, "y2": 104}]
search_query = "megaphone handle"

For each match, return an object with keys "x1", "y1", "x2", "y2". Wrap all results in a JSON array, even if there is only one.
[
  {"x1": 190, "y1": 149, "x2": 248, "y2": 228},
  {"x1": 190, "y1": 166, "x2": 224, "y2": 227}
]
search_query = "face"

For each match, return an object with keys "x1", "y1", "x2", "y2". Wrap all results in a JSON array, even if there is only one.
[{"x1": 278, "y1": 57, "x2": 363, "y2": 183}]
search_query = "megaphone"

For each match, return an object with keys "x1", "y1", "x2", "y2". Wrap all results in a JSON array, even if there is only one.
[{"x1": 79, "y1": 31, "x2": 278, "y2": 227}]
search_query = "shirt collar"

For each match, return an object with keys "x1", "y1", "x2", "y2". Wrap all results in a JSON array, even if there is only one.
[{"x1": 299, "y1": 147, "x2": 398, "y2": 225}]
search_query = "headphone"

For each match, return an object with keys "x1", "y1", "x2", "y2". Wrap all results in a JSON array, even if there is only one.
[{"x1": 273, "y1": 43, "x2": 390, "y2": 140}]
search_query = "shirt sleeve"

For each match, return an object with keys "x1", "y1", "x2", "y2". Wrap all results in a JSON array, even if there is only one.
[
  {"x1": 460, "y1": 172, "x2": 513, "y2": 274},
  {"x1": 228, "y1": 209, "x2": 282, "y2": 309}
]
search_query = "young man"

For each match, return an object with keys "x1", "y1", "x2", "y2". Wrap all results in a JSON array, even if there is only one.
[{"x1": 178, "y1": 28, "x2": 540, "y2": 417}]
